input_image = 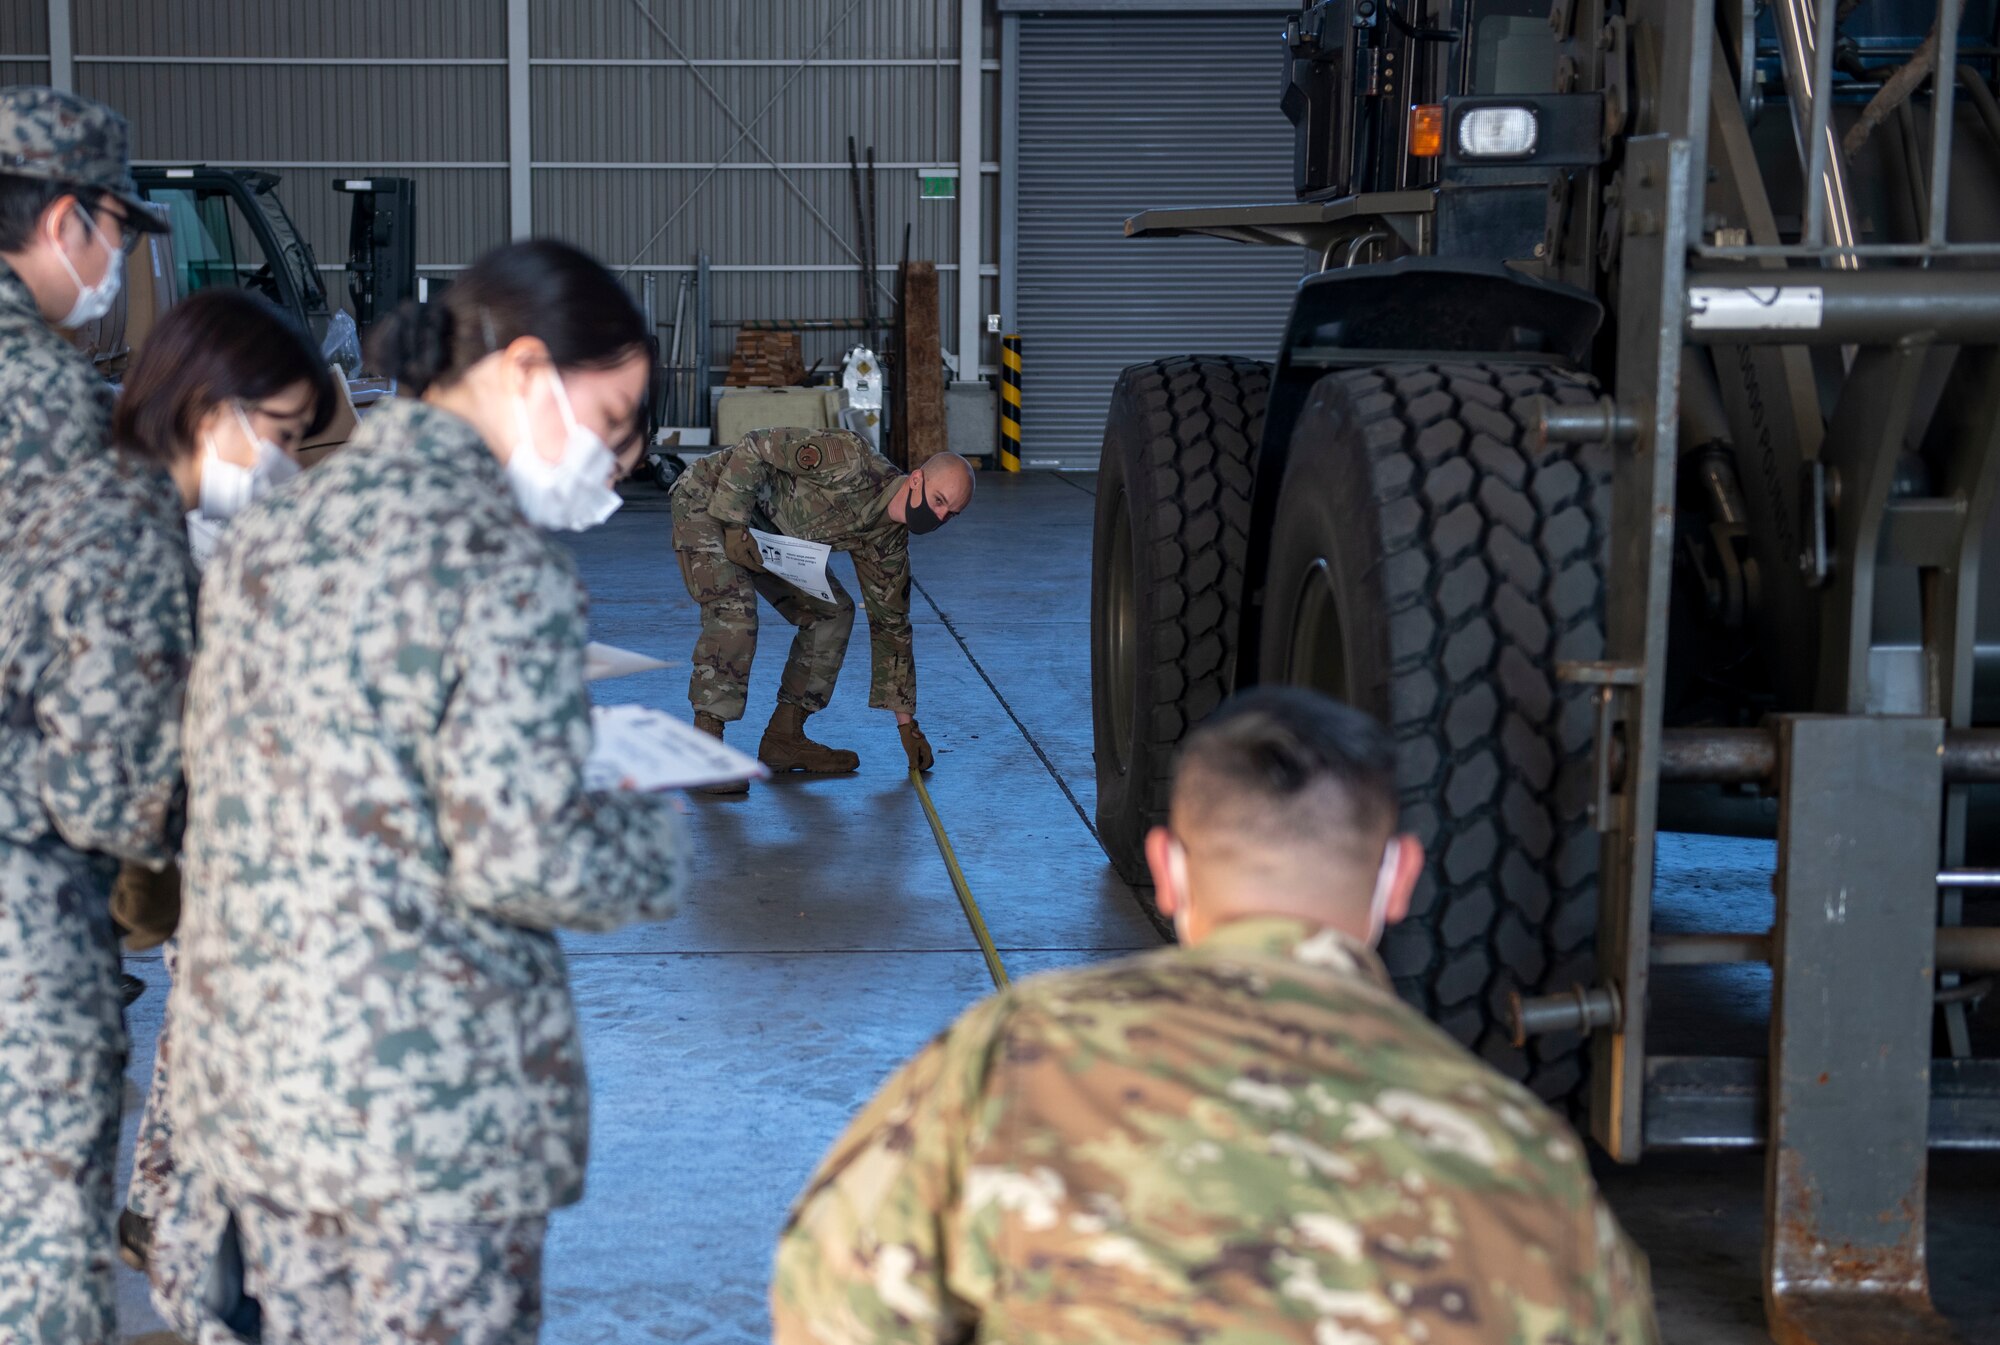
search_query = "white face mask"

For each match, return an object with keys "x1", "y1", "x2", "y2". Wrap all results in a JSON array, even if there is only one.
[
  {"x1": 50, "y1": 207, "x2": 123, "y2": 330},
  {"x1": 199, "y1": 402, "x2": 302, "y2": 521},
  {"x1": 1168, "y1": 837, "x2": 1194, "y2": 945},
  {"x1": 1364, "y1": 840, "x2": 1401, "y2": 946},
  {"x1": 505, "y1": 370, "x2": 622, "y2": 532}
]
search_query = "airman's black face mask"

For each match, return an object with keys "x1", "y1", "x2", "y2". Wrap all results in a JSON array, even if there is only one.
[{"x1": 905, "y1": 478, "x2": 948, "y2": 535}]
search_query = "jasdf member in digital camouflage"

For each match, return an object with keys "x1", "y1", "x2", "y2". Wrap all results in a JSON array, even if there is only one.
[
  {"x1": 0, "y1": 84, "x2": 178, "y2": 1343},
  {"x1": 774, "y1": 687, "x2": 1658, "y2": 1345},
  {"x1": 147, "y1": 240, "x2": 690, "y2": 1345}
]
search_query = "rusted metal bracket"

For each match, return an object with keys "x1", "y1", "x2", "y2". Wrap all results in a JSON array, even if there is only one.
[{"x1": 1765, "y1": 715, "x2": 1960, "y2": 1345}]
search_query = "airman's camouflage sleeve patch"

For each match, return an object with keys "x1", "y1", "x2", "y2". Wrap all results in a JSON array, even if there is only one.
[{"x1": 790, "y1": 433, "x2": 861, "y2": 475}]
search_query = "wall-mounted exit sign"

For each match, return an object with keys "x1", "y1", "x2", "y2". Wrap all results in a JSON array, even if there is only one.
[{"x1": 918, "y1": 171, "x2": 958, "y2": 201}]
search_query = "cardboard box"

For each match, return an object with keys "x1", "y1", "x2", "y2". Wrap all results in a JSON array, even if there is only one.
[
  {"x1": 297, "y1": 366, "x2": 360, "y2": 468},
  {"x1": 713, "y1": 387, "x2": 846, "y2": 445}
]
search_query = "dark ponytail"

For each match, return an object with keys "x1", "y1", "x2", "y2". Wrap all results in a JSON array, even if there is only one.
[
  {"x1": 366, "y1": 238, "x2": 648, "y2": 394},
  {"x1": 368, "y1": 298, "x2": 457, "y2": 395}
]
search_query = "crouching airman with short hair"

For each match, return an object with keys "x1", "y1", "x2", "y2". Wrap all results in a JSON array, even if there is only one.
[{"x1": 773, "y1": 686, "x2": 1659, "y2": 1345}]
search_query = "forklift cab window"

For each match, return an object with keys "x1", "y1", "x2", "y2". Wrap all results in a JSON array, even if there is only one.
[
  {"x1": 1471, "y1": 3, "x2": 1558, "y2": 95},
  {"x1": 147, "y1": 187, "x2": 285, "y2": 307}
]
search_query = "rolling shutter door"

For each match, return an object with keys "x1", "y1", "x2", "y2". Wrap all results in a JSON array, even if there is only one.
[{"x1": 1016, "y1": 12, "x2": 1304, "y2": 469}]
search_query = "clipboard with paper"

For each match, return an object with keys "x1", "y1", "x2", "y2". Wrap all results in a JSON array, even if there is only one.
[
  {"x1": 585, "y1": 704, "x2": 768, "y2": 792},
  {"x1": 748, "y1": 528, "x2": 836, "y2": 603}
]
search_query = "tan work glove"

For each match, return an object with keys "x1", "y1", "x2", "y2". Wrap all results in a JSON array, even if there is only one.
[
  {"x1": 899, "y1": 720, "x2": 935, "y2": 772},
  {"x1": 721, "y1": 527, "x2": 767, "y2": 574},
  {"x1": 111, "y1": 861, "x2": 182, "y2": 952}
]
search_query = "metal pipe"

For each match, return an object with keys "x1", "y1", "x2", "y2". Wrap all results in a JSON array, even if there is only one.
[
  {"x1": 1653, "y1": 933, "x2": 1771, "y2": 964},
  {"x1": 1936, "y1": 928, "x2": 2000, "y2": 971},
  {"x1": 1697, "y1": 239, "x2": 2000, "y2": 258},
  {"x1": 1929, "y1": 0, "x2": 1966, "y2": 247},
  {"x1": 1656, "y1": 728, "x2": 1776, "y2": 782},
  {"x1": 1649, "y1": 928, "x2": 2000, "y2": 971},
  {"x1": 45, "y1": 0, "x2": 71, "y2": 92},
  {"x1": 506, "y1": 0, "x2": 531, "y2": 240},
  {"x1": 1644, "y1": 726, "x2": 2000, "y2": 783},
  {"x1": 1531, "y1": 396, "x2": 1639, "y2": 447},
  {"x1": 1956, "y1": 65, "x2": 2000, "y2": 153},
  {"x1": 1680, "y1": 353, "x2": 1736, "y2": 455},
  {"x1": 956, "y1": 0, "x2": 984, "y2": 384},
  {"x1": 1343, "y1": 230, "x2": 1389, "y2": 268},
  {"x1": 1684, "y1": 267, "x2": 2000, "y2": 343},
  {"x1": 1507, "y1": 984, "x2": 1623, "y2": 1046},
  {"x1": 1895, "y1": 101, "x2": 1933, "y2": 240},
  {"x1": 1773, "y1": 0, "x2": 1862, "y2": 266},
  {"x1": 1939, "y1": 870, "x2": 2000, "y2": 888}
]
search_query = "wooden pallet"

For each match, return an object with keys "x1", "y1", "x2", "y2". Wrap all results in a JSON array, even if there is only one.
[{"x1": 725, "y1": 330, "x2": 807, "y2": 387}]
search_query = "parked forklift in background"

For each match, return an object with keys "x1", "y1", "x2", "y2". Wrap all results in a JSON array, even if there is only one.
[
  {"x1": 74, "y1": 165, "x2": 416, "y2": 384},
  {"x1": 1090, "y1": 1, "x2": 2000, "y2": 1336}
]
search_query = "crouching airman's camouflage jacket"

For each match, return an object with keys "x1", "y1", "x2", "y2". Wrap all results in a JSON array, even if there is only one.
[
  {"x1": 774, "y1": 917, "x2": 1658, "y2": 1345},
  {"x1": 683, "y1": 427, "x2": 915, "y2": 714}
]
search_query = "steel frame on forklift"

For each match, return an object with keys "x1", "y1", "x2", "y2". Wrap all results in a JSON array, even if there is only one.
[
  {"x1": 1566, "y1": 0, "x2": 2000, "y2": 1336},
  {"x1": 1115, "y1": 2, "x2": 2000, "y2": 1332}
]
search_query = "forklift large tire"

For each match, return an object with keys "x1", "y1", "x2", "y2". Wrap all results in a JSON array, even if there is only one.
[
  {"x1": 1257, "y1": 363, "x2": 1609, "y2": 1103},
  {"x1": 1092, "y1": 357, "x2": 1270, "y2": 886}
]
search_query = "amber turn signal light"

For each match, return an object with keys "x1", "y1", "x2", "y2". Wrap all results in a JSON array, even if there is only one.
[{"x1": 1410, "y1": 104, "x2": 1444, "y2": 157}]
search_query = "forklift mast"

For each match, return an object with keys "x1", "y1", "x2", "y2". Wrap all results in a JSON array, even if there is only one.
[{"x1": 333, "y1": 176, "x2": 417, "y2": 330}]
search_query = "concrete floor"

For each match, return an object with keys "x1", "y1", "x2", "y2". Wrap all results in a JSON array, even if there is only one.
[{"x1": 114, "y1": 471, "x2": 1997, "y2": 1342}]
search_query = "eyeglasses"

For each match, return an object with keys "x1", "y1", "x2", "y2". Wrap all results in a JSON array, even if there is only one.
[{"x1": 90, "y1": 205, "x2": 145, "y2": 256}]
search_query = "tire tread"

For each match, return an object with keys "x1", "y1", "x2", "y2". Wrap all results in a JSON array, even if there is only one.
[
  {"x1": 1305, "y1": 362, "x2": 1609, "y2": 1101},
  {"x1": 1092, "y1": 357, "x2": 1269, "y2": 881}
]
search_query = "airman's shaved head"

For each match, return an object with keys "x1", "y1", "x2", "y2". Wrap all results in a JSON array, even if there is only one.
[{"x1": 1165, "y1": 688, "x2": 1403, "y2": 921}]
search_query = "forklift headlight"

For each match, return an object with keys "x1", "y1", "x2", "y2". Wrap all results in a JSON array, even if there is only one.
[{"x1": 1456, "y1": 106, "x2": 1539, "y2": 158}]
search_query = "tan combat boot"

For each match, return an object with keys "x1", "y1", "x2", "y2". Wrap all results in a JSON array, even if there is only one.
[
  {"x1": 758, "y1": 703, "x2": 860, "y2": 775},
  {"x1": 693, "y1": 712, "x2": 750, "y2": 796}
]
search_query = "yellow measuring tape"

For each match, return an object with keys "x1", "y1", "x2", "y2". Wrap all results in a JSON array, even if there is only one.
[{"x1": 911, "y1": 770, "x2": 1009, "y2": 988}]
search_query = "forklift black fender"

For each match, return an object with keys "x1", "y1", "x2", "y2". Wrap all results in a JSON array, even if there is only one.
[
  {"x1": 1270, "y1": 257, "x2": 1603, "y2": 440},
  {"x1": 1240, "y1": 258, "x2": 1603, "y2": 685}
]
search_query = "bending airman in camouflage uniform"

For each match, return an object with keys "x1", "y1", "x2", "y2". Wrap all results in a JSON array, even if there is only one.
[
  {"x1": 671, "y1": 430, "x2": 975, "y2": 791},
  {"x1": 0, "y1": 86, "x2": 181, "y2": 1342},
  {"x1": 774, "y1": 688, "x2": 1658, "y2": 1345},
  {"x1": 148, "y1": 364, "x2": 688, "y2": 1342}
]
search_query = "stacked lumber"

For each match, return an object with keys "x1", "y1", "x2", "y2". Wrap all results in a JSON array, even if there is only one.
[{"x1": 725, "y1": 330, "x2": 807, "y2": 387}]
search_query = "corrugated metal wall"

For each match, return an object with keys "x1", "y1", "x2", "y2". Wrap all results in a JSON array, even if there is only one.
[
  {"x1": 1014, "y1": 13, "x2": 1303, "y2": 469},
  {"x1": 32, "y1": 1, "x2": 998, "y2": 377},
  {"x1": 1, "y1": 4, "x2": 50, "y2": 88},
  {"x1": 530, "y1": 1, "x2": 996, "y2": 373}
]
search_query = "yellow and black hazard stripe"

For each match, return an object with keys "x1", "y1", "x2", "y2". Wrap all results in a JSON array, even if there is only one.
[{"x1": 999, "y1": 334, "x2": 1022, "y2": 473}]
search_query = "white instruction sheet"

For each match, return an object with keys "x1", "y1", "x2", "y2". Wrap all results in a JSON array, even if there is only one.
[
  {"x1": 748, "y1": 528, "x2": 835, "y2": 603},
  {"x1": 584, "y1": 641, "x2": 674, "y2": 682},
  {"x1": 585, "y1": 704, "x2": 768, "y2": 792}
]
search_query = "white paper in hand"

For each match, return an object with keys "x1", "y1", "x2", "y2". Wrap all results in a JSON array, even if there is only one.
[
  {"x1": 584, "y1": 642, "x2": 673, "y2": 682},
  {"x1": 585, "y1": 705, "x2": 769, "y2": 792},
  {"x1": 184, "y1": 512, "x2": 224, "y2": 573},
  {"x1": 748, "y1": 528, "x2": 835, "y2": 603}
]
